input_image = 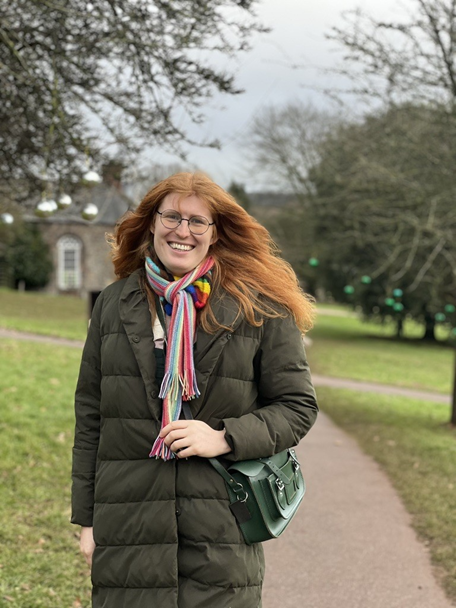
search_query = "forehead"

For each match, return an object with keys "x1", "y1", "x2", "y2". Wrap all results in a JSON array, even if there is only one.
[{"x1": 159, "y1": 192, "x2": 212, "y2": 217}]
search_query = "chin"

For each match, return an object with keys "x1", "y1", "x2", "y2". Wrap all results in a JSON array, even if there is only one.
[
  {"x1": 165, "y1": 259, "x2": 199, "y2": 276},
  {"x1": 163, "y1": 253, "x2": 208, "y2": 276}
]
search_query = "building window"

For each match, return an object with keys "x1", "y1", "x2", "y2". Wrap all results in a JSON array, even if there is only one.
[{"x1": 57, "y1": 235, "x2": 82, "y2": 290}]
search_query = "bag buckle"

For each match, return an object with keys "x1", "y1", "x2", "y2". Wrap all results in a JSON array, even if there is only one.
[
  {"x1": 290, "y1": 450, "x2": 300, "y2": 471},
  {"x1": 276, "y1": 479, "x2": 285, "y2": 492},
  {"x1": 233, "y1": 481, "x2": 249, "y2": 503}
]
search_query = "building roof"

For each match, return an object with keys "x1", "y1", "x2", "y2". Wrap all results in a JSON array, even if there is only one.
[{"x1": 25, "y1": 184, "x2": 133, "y2": 226}]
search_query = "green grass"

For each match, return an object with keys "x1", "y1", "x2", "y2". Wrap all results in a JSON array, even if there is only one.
[
  {"x1": 318, "y1": 387, "x2": 456, "y2": 602},
  {"x1": 0, "y1": 289, "x2": 87, "y2": 341},
  {"x1": 308, "y1": 314, "x2": 454, "y2": 394},
  {"x1": 316, "y1": 302, "x2": 354, "y2": 314},
  {"x1": 0, "y1": 340, "x2": 91, "y2": 607}
]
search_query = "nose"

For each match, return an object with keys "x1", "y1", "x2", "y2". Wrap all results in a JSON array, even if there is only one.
[{"x1": 174, "y1": 219, "x2": 191, "y2": 238}]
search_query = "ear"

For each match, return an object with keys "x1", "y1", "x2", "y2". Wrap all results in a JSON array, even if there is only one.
[{"x1": 210, "y1": 227, "x2": 218, "y2": 245}]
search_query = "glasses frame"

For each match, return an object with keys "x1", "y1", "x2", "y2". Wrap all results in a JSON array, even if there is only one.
[{"x1": 156, "y1": 209, "x2": 215, "y2": 235}]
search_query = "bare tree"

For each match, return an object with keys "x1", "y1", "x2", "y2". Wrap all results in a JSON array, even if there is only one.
[
  {"x1": 0, "y1": 0, "x2": 266, "y2": 201},
  {"x1": 248, "y1": 101, "x2": 336, "y2": 201},
  {"x1": 328, "y1": 0, "x2": 456, "y2": 106}
]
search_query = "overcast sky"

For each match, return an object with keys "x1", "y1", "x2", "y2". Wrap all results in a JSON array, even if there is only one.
[{"x1": 144, "y1": 0, "x2": 401, "y2": 190}]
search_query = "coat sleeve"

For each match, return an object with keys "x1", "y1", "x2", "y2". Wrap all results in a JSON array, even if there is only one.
[
  {"x1": 71, "y1": 292, "x2": 104, "y2": 526},
  {"x1": 222, "y1": 314, "x2": 318, "y2": 461}
]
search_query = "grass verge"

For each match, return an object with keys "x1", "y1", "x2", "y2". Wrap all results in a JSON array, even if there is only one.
[
  {"x1": 0, "y1": 340, "x2": 91, "y2": 607},
  {"x1": 308, "y1": 314, "x2": 454, "y2": 394},
  {"x1": 0, "y1": 289, "x2": 87, "y2": 341},
  {"x1": 318, "y1": 386, "x2": 456, "y2": 602}
]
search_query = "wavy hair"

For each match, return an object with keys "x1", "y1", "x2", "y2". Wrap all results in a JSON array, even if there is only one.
[{"x1": 109, "y1": 172, "x2": 314, "y2": 333}]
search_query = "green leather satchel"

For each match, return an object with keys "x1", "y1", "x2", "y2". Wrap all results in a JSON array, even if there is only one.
[
  {"x1": 209, "y1": 448, "x2": 306, "y2": 545},
  {"x1": 181, "y1": 402, "x2": 306, "y2": 545}
]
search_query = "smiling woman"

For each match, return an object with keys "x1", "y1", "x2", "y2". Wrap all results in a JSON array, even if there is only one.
[{"x1": 71, "y1": 171, "x2": 318, "y2": 608}]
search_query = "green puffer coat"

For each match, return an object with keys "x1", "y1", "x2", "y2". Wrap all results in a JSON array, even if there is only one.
[{"x1": 71, "y1": 269, "x2": 318, "y2": 608}]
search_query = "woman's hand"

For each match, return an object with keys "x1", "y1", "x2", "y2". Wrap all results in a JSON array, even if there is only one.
[
  {"x1": 159, "y1": 420, "x2": 232, "y2": 458},
  {"x1": 80, "y1": 526, "x2": 95, "y2": 567}
]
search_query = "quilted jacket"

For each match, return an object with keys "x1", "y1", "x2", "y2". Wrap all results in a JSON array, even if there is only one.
[{"x1": 71, "y1": 268, "x2": 318, "y2": 608}]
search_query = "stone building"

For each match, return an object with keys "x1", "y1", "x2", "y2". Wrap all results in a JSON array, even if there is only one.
[{"x1": 31, "y1": 177, "x2": 133, "y2": 305}]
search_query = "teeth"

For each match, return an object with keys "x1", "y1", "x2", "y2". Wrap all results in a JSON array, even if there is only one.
[{"x1": 169, "y1": 242, "x2": 193, "y2": 251}]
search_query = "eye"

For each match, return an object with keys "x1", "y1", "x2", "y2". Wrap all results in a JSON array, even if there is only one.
[
  {"x1": 190, "y1": 216, "x2": 208, "y2": 227},
  {"x1": 162, "y1": 211, "x2": 181, "y2": 222}
]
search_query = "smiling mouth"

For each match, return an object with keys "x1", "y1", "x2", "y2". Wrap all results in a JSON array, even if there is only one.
[{"x1": 168, "y1": 242, "x2": 195, "y2": 252}]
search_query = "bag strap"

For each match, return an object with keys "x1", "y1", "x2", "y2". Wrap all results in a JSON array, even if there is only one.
[
  {"x1": 181, "y1": 402, "x2": 249, "y2": 499},
  {"x1": 259, "y1": 458, "x2": 293, "y2": 485}
]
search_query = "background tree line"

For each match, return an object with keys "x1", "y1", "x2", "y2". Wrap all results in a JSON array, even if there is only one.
[{"x1": 248, "y1": 0, "x2": 456, "y2": 342}]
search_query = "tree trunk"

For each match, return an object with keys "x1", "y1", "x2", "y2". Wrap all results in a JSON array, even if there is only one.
[
  {"x1": 451, "y1": 350, "x2": 456, "y2": 426},
  {"x1": 396, "y1": 317, "x2": 403, "y2": 339},
  {"x1": 422, "y1": 310, "x2": 436, "y2": 341}
]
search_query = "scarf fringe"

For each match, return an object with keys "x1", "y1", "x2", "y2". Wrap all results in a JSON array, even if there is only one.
[{"x1": 149, "y1": 436, "x2": 175, "y2": 460}]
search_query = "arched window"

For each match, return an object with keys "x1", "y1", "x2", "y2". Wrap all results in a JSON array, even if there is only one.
[{"x1": 57, "y1": 235, "x2": 82, "y2": 290}]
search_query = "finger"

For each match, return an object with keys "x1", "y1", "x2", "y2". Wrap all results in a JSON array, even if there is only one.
[
  {"x1": 159, "y1": 420, "x2": 188, "y2": 438},
  {"x1": 163, "y1": 429, "x2": 188, "y2": 447},
  {"x1": 176, "y1": 445, "x2": 194, "y2": 459},
  {"x1": 170, "y1": 438, "x2": 190, "y2": 452}
]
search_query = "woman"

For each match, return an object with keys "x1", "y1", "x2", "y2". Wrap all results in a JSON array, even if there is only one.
[{"x1": 71, "y1": 172, "x2": 318, "y2": 608}]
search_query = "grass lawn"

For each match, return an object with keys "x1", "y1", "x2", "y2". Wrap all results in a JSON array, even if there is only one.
[
  {"x1": 0, "y1": 340, "x2": 91, "y2": 607},
  {"x1": 318, "y1": 387, "x2": 456, "y2": 602},
  {"x1": 0, "y1": 289, "x2": 88, "y2": 341},
  {"x1": 308, "y1": 313, "x2": 454, "y2": 394}
]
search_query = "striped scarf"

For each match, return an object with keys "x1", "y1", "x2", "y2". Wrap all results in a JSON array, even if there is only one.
[{"x1": 145, "y1": 255, "x2": 214, "y2": 460}]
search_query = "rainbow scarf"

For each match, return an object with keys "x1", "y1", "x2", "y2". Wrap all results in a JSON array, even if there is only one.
[{"x1": 145, "y1": 255, "x2": 214, "y2": 460}]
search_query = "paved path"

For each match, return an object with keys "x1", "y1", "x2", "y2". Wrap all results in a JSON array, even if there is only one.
[
  {"x1": 1, "y1": 327, "x2": 453, "y2": 605},
  {"x1": 312, "y1": 373, "x2": 451, "y2": 405},
  {"x1": 0, "y1": 328, "x2": 85, "y2": 348},
  {"x1": 263, "y1": 413, "x2": 454, "y2": 608},
  {"x1": 0, "y1": 328, "x2": 450, "y2": 405}
]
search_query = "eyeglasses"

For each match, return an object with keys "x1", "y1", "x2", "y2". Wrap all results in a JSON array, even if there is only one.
[{"x1": 157, "y1": 209, "x2": 215, "y2": 235}]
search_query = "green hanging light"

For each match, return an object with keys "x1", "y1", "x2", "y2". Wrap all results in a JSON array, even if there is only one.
[
  {"x1": 444, "y1": 304, "x2": 456, "y2": 314},
  {"x1": 308, "y1": 257, "x2": 319, "y2": 267},
  {"x1": 393, "y1": 288, "x2": 403, "y2": 298},
  {"x1": 344, "y1": 285, "x2": 355, "y2": 295},
  {"x1": 384, "y1": 298, "x2": 395, "y2": 306},
  {"x1": 435, "y1": 313, "x2": 446, "y2": 322},
  {"x1": 393, "y1": 302, "x2": 404, "y2": 312},
  {"x1": 361, "y1": 275, "x2": 372, "y2": 284}
]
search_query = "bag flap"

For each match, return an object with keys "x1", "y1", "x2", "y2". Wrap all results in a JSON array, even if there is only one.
[
  {"x1": 228, "y1": 459, "x2": 265, "y2": 477},
  {"x1": 228, "y1": 448, "x2": 298, "y2": 479}
]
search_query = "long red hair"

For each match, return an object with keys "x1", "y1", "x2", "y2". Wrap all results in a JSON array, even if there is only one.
[{"x1": 109, "y1": 172, "x2": 314, "y2": 333}]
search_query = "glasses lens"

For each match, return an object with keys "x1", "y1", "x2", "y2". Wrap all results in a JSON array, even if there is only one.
[
  {"x1": 160, "y1": 210, "x2": 181, "y2": 229},
  {"x1": 188, "y1": 216, "x2": 210, "y2": 235}
]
